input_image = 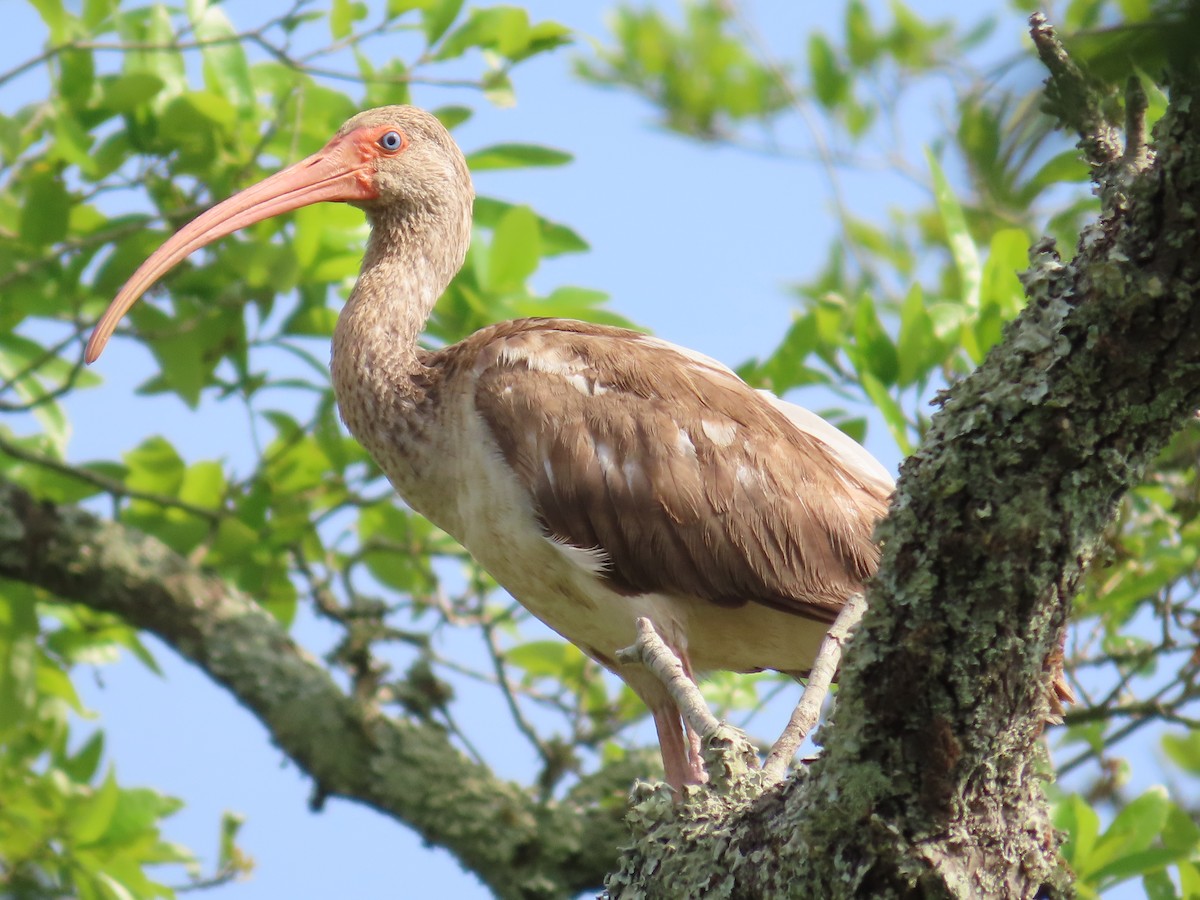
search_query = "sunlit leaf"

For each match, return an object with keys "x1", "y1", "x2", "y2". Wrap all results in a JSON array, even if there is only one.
[
  {"x1": 487, "y1": 204, "x2": 541, "y2": 292},
  {"x1": 466, "y1": 143, "x2": 572, "y2": 170}
]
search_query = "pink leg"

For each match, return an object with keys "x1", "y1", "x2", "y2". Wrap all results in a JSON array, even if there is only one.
[
  {"x1": 677, "y1": 651, "x2": 707, "y2": 785},
  {"x1": 646, "y1": 648, "x2": 708, "y2": 793},
  {"x1": 650, "y1": 703, "x2": 694, "y2": 794},
  {"x1": 617, "y1": 628, "x2": 711, "y2": 795}
]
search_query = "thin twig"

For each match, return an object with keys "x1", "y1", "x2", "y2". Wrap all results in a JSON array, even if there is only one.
[
  {"x1": 763, "y1": 592, "x2": 866, "y2": 783},
  {"x1": 481, "y1": 621, "x2": 555, "y2": 768},
  {"x1": 1028, "y1": 13, "x2": 1122, "y2": 167},
  {"x1": 1122, "y1": 75, "x2": 1151, "y2": 172},
  {"x1": 724, "y1": 0, "x2": 877, "y2": 283},
  {"x1": 0, "y1": 331, "x2": 85, "y2": 411},
  {"x1": 0, "y1": 433, "x2": 221, "y2": 523}
]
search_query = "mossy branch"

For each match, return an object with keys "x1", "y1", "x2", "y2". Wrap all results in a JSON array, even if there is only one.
[{"x1": 0, "y1": 478, "x2": 625, "y2": 900}]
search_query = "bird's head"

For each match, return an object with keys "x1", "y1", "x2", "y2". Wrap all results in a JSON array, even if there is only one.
[{"x1": 85, "y1": 105, "x2": 473, "y2": 364}]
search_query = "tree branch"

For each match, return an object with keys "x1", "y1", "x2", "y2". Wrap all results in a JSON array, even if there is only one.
[{"x1": 0, "y1": 478, "x2": 624, "y2": 900}]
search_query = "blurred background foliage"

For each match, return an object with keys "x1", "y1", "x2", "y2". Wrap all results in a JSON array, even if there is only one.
[{"x1": 1, "y1": 0, "x2": 1198, "y2": 896}]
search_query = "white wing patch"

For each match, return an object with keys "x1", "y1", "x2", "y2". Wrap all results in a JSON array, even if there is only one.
[
  {"x1": 488, "y1": 337, "x2": 610, "y2": 396},
  {"x1": 701, "y1": 418, "x2": 738, "y2": 447},
  {"x1": 595, "y1": 440, "x2": 618, "y2": 477},
  {"x1": 675, "y1": 428, "x2": 698, "y2": 460}
]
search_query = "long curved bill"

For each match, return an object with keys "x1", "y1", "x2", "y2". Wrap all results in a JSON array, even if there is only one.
[{"x1": 85, "y1": 132, "x2": 378, "y2": 364}]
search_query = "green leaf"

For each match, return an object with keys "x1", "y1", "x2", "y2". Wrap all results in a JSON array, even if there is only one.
[
  {"x1": 1054, "y1": 792, "x2": 1101, "y2": 872},
  {"x1": 358, "y1": 504, "x2": 437, "y2": 593},
  {"x1": 851, "y1": 293, "x2": 899, "y2": 385},
  {"x1": 60, "y1": 48, "x2": 96, "y2": 110},
  {"x1": 473, "y1": 197, "x2": 587, "y2": 256},
  {"x1": 218, "y1": 811, "x2": 246, "y2": 872},
  {"x1": 512, "y1": 286, "x2": 629, "y2": 327},
  {"x1": 1162, "y1": 729, "x2": 1200, "y2": 774},
  {"x1": 975, "y1": 228, "x2": 1030, "y2": 355},
  {"x1": 123, "y1": 437, "x2": 185, "y2": 497},
  {"x1": 482, "y1": 69, "x2": 516, "y2": 108},
  {"x1": 104, "y1": 785, "x2": 184, "y2": 847},
  {"x1": 422, "y1": 0, "x2": 464, "y2": 44},
  {"x1": 0, "y1": 334, "x2": 74, "y2": 455},
  {"x1": 741, "y1": 314, "x2": 827, "y2": 392},
  {"x1": 897, "y1": 283, "x2": 936, "y2": 386},
  {"x1": 487, "y1": 205, "x2": 541, "y2": 293},
  {"x1": 83, "y1": 0, "x2": 116, "y2": 28},
  {"x1": 927, "y1": 150, "x2": 980, "y2": 310},
  {"x1": 178, "y1": 461, "x2": 225, "y2": 510},
  {"x1": 1078, "y1": 787, "x2": 1171, "y2": 884},
  {"x1": 20, "y1": 169, "x2": 71, "y2": 245},
  {"x1": 845, "y1": 0, "x2": 876, "y2": 66},
  {"x1": 101, "y1": 72, "x2": 165, "y2": 112},
  {"x1": 0, "y1": 587, "x2": 39, "y2": 734},
  {"x1": 435, "y1": 6, "x2": 531, "y2": 61},
  {"x1": 1028, "y1": 149, "x2": 1090, "y2": 193},
  {"x1": 1141, "y1": 869, "x2": 1177, "y2": 900},
  {"x1": 62, "y1": 731, "x2": 106, "y2": 784},
  {"x1": 148, "y1": 332, "x2": 208, "y2": 408},
  {"x1": 506, "y1": 639, "x2": 587, "y2": 681},
  {"x1": 69, "y1": 768, "x2": 121, "y2": 845},
  {"x1": 29, "y1": 0, "x2": 69, "y2": 41},
  {"x1": 1179, "y1": 860, "x2": 1200, "y2": 898},
  {"x1": 330, "y1": 0, "x2": 368, "y2": 39},
  {"x1": 808, "y1": 33, "x2": 848, "y2": 108},
  {"x1": 210, "y1": 517, "x2": 260, "y2": 566},
  {"x1": 859, "y1": 371, "x2": 911, "y2": 454},
  {"x1": 466, "y1": 143, "x2": 572, "y2": 171},
  {"x1": 191, "y1": 3, "x2": 256, "y2": 113},
  {"x1": 386, "y1": 0, "x2": 425, "y2": 19},
  {"x1": 122, "y1": 3, "x2": 188, "y2": 99}
]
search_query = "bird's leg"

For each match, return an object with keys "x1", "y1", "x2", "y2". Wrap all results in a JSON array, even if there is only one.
[
  {"x1": 762, "y1": 592, "x2": 865, "y2": 783},
  {"x1": 649, "y1": 703, "x2": 697, "y2": 793},
  {"x1": 618, "y1": 618, "x2": 716, "y2": 792},
  {"x1": 676, "y1": 654, "x2": 708, "y2": 785}
]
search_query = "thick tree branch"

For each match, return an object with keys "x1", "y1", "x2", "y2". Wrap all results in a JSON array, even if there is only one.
[
  {"x1": 0, "y1": 479, "x2": 624, "y2": 900},
  {"x1": 608, "y1": 32, "x2": 1200, "y2": 900}
]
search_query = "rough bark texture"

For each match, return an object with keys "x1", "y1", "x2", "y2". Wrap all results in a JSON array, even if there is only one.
[
  {"x1": 0, "y1": 480, "x2": 626, "y2": 899},
  {"x1": 603, "y1": 38, "x2": 1200, "y2": 900}
]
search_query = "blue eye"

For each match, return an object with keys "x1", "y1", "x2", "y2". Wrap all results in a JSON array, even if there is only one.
[{"x1": 378, "y1": 130, "x2": 404, "y2": 152}]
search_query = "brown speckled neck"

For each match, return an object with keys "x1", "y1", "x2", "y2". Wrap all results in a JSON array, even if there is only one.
[{"x1": 330, "y1": 175, "x2": 473, "y2": 448}]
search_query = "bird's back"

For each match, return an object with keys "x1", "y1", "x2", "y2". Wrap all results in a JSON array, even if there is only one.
[{"x1": 464, "y1": 320, "x2": 890, "y2": 615}]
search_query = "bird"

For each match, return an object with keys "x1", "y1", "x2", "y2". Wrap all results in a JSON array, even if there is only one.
[{"x1": 85, "y1": 106, "x2": 895, "y2": 793}]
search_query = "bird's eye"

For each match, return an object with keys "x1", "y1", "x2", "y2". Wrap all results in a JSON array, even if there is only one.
[{"x1": 378, "y1": 130, "x2": 405, "y2": 152}]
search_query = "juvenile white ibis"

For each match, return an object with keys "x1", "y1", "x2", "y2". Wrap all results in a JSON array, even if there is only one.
[{"x1": 86, "y1": 106, "x2": 895, "y2": 792}]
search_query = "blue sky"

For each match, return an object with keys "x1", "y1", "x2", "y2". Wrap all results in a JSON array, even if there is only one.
[{"x1": 2, "y1": 2, "x2": 1096, "y2": 898}]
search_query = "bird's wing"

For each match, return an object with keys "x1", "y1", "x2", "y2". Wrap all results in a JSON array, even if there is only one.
[{"x1": 469, "y1": 319, "x2": 893, "y2": 620}]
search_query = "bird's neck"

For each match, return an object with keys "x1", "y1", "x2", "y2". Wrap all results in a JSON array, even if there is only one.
[{"x1": 331, "y1": 199, "x2": 471, "y2": 443}]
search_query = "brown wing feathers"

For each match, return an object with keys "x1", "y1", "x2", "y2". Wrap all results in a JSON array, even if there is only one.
[{"x1": 471, "y1": 319, "x2": 889, "y2": 621}]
